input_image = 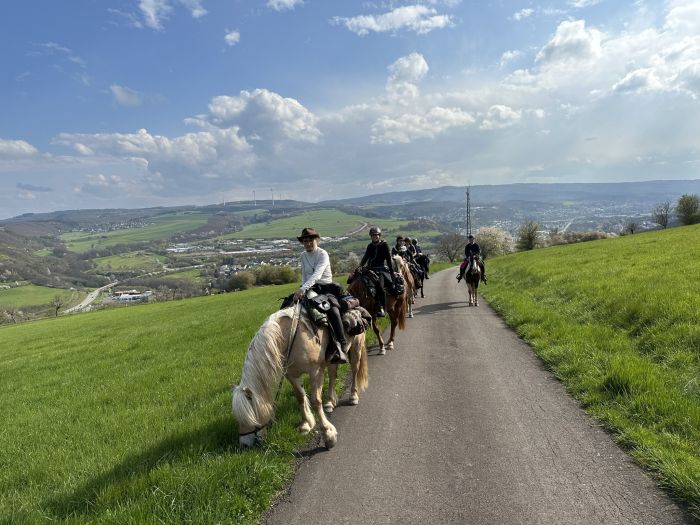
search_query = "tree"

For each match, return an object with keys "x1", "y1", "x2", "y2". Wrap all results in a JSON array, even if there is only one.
[
  {"x1": 436, "y1": 232, "x2": 467, "y2": 262},
  {"x1": 516, "y1": 221, "x2": 541, "y2": 251},
  {"x1": 651, "y1": 201, "x2": 672, "y2": 229},
  {"x1": 476, "y1": 227, "x2": 512, "y2": 258},
  {"x1": 624, "y1": 220, "x2": 639, "y2": 235},
  {"x1": 50, "y1": 295, "x2": 65, "y2": 317},
  {"x1": 228, "y1": 271, "x2": 256, "y2": 291},
  {"x1": 676, "y1": 194, "x2": 700, "y2": 225}
]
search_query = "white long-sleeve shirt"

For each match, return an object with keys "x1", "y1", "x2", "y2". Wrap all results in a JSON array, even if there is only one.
[{"x1": 300, "y1": 247, "x2": 333, "y2": 292}]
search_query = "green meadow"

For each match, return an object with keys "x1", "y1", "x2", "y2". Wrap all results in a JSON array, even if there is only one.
[
  {"x1": 221, "y1": 208, "x2": 412, "y2": 240},
  {"x1": 481, "y1": 224, "x2": 700, "y2": 518},
  {"x1": 0, "y1": 284, "x2": 83, "y2": 308},
  {"x1": 61, "y1": 212, "x2": 211, "y2": 253},
  {"x1": 1, "y1": 283, "x2": 347, "y2": 523},
  {"x1": 92, "y1": 253, "x2": 167, "y2": 272}
]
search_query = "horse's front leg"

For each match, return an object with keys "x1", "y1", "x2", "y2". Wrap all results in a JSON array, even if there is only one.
[
  {"x1": 287, "y1": 375, "x2": 315, "y2": 434},
  {"x1": 372, "y1": 317, "x2": 386, "y2": 355},
  {"x1": 387, "y1": 317, "x2": 397, "y2": 349},
  {"x1": 310, "y1": 368, "x2": 338, "y2": 449},
  {"x1": 349, "y1": 345, "x2": 360, "y2": 405},
  {"x1": 324, "y1": 364, "x2": 338, "y2": 413}
]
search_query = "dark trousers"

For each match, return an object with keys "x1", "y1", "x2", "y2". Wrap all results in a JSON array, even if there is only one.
[
  {"x1": 371, "y1": 267, "x2": 393, "y2": 309},
  {"x1": 312, "y1": 283, "x2": 346, "y2": 346}
]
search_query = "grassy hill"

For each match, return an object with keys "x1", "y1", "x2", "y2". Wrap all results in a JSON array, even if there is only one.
[
  {"x1": 481, "y1": 224, "x2": 700, "y2": 519},
  {"x1": 0, "y1": 283, "x2": 333, "y2": 524}
]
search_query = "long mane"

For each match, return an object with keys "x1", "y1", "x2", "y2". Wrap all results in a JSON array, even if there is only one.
[{"x1": 232, "y1": 308, "x2": 292, "y2": 430}]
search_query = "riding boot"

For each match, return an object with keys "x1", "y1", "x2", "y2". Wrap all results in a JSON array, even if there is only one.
[
  {"x1": 325, "y1": 306, "x2": 349, "y2": 364},
  {"x1": 327, "y1": 340, "x2": 349, "y2": 364},
  {"x1": 375, "y1": 277, "x2": 387, "y2": 317}
]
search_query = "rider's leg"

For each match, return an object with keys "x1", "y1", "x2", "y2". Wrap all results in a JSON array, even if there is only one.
[
  {"x1": 376, "y1": 273, "x2": 387, "y2": 317},
  {"x1": 325, "y1": 306, "x2": 349, "y2": 364}
]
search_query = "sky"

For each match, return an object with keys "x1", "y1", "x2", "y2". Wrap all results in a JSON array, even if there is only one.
[{"x1": 1, "y1": 0, "x2": 699, "y2": 219}]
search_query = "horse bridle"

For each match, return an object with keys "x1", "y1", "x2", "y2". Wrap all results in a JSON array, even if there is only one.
[{"x1": 238, "y1": 424, "x2": 267, "y2": 440}]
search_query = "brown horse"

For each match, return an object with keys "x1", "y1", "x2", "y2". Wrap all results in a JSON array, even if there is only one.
[
  {"x1": 347, "y1": 260, "x2": 409, "y2": 354},
  {"x1": 232, "y1": 305, "x2": 368, "y2": 449},
  {"x1": 463, "y1": 256, "x2": 481, "y2": 306},
  {"x1": 394, "y1": 256, "x2": 417, "y2": 318}
]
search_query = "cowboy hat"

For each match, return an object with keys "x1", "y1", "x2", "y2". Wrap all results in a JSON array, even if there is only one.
[{"x1": 297, "y1": 227, "x2": 320, "y2": 242}]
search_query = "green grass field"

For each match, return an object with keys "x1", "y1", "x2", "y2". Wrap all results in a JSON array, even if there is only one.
[
  {"x1": 480, "y1": 224, "x2": 700, "y2": 519},
  {"x1": 0, "y1": 284, "x2": 83, "y2": 308},
  {"x1": 0, "y1": 283, "x2": 371, "y2": 523},
  {"x1": 92, "y1": 253, "x2": 167, "y2": 272},
  {"x1": 61, "y1": 212, "x2": 211, "y2": 253}
]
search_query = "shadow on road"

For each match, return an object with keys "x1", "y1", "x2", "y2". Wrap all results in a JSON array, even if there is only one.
[{"x1": 413, "y1": 301, "x2": 468, "y2": 315}]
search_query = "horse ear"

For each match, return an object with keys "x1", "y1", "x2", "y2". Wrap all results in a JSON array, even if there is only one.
[{"x1": 243, "y1": 387, "x2": 253, "y2": 400}]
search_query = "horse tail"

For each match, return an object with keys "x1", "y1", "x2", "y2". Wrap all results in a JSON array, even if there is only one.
[{"x1": 355, "y1": 333, "x2": 369, "y2": 393}]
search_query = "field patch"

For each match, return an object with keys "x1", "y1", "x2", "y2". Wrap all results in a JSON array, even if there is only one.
[
  {"x1": 0, "y1": 284, "x2": 82, "y2": 308},
  {"x1": 481, "y1": 224, "x2": 700, "y2": 519},
  {"x1": 92, "y1": 252, "x2": 167, "y2": 272}
]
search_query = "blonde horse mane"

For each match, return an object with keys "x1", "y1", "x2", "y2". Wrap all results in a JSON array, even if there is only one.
[{"x1": 232, "y1": 308, "x2": 300, "y2": 430}]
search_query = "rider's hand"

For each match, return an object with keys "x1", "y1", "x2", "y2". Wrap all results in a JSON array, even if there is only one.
[{"x1": 293, "y1": 289, "x2": 305, "y2": 302}]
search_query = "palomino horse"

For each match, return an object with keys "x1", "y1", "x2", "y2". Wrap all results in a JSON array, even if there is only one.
[
  {"x1": 347, "y1": 263, "x2": 409, "y2": 354},
  {"x1": 463, "y1": 256, "x2": 481, "y2": 306},
  {"x1": 394, "y1": 256, "x2": 417, "y2": 318},
  {"x1": 232, "y1": 304, "x2": 368, "y2": 449}
]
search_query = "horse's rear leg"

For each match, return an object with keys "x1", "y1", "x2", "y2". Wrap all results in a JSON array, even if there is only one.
[
  {"x1": 310, "y1": 369, "x2": 337, "y2": 449},
  {"x1": 324, "y1": 364, "x2": 338, "y2": 413},
  {"x1": 288, "y1": 375, "x2": 315, "y2": 433}
]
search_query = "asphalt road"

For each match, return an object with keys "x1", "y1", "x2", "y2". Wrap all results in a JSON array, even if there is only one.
[{"x1": 264, "y1": 269, "x2": 691, "y2": 525}]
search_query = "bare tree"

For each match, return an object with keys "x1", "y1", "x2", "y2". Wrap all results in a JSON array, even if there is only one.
[
  {"x1": 516, "y1": 221, "x2": 541, "y2": 251},
  {"x1": 51, "y1": 295, "x2": 65, "y2": 317},
  {"x1": 436, "y1": 232, "x2": 467, "y2": 262},
  {"x1": 624, "y1": 220, "x2": 639, "y2": 235},
  {"x1": 651, "y1": 201, "x2": 672, "y2": 229},
  {"x1": 676, "y1": 194, "x2": 700, "y2": 225}
]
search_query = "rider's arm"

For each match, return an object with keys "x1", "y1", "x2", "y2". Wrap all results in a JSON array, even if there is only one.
[{"x1": 300, "y1": 250, "x2": 331, "y2": 293}]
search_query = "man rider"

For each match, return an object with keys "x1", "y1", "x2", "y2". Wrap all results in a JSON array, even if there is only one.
[
  {"x1": 412, "y1": 238, "x2": 429, "y2": 279},
  {"x1": 391, "y1": 235, "x2": 410, "y2": 261},
  {"x1": 458, "y1": 234, "x2": 487, "y2": 283},
  {"x1": 359, "y1": 226, "x2": 393, "y2": 318},
  {"x1": 292, "y1": 227, "x2": 348, "y2": 364}
]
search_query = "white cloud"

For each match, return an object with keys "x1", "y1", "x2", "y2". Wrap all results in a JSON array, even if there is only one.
[
  {"x1": 568, "y1": 0, "x2": 603, "y2": 8},
  {"x1": 386, "y1": 52, "x2": 429, "y2": 103},
  {"x1": 224, "y1": 30, "x2": 240, "y2": 46},
  {"x1": 206, "y1": 89, "x2": 321, "y2": 143},
  {"x1": 514, "y1": 8, "x2": 534, "y2": 21},
  {"x1": 480, "y1": 105, "x2": 522, "y2": 130},
  {"x1": 110, "y1": 84, "x2": 143, "y2": 107},
  {"x1": 0, "y1": 139, "x2": 39, "y2": 158},
  {"x1": 138, "y1": 0, "x2": 172, "y2": 30},
  {"x1": 179, "y1": 0, "x2": 207, "y2": 18},
  {"x1": 535, "y1": 19, "x2": 603, "y2": 66},
  {"x1": 371, "y1": 107, "x2": 474, "y2": 144},
  {"x1": 500, "y1": 50, "x2": 521, "y2": 68},
  {"x1": 333, "y1": 5, "x2": 453, "y2": 36},
  {"x1": 267, "y1": 0, "x2": 303, "y2": 11}
]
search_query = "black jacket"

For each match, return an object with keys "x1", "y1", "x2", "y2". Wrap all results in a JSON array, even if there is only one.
[
  {"x1": 464, "y1": 242, "x2": 481, "y2": 258},
  {"x1": 361, "y1": 240, "x2": 393, "y2": 269}
]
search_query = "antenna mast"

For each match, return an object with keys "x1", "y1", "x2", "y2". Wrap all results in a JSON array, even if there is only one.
[{"x1": 465, "y1": 186, "x2": 472, "y2": 236}]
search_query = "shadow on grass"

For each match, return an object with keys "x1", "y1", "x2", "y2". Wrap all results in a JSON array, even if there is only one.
[{"x1": 45, "y1": 417, "x2": 239, "y2": 520}]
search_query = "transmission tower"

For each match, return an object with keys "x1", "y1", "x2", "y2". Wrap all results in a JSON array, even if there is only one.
[{"x1": 465, "y1": 186, "x2": 472, "y2": 235}]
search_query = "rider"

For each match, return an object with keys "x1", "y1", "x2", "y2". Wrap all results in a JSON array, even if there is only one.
[
  {"x1": 359, "y1": 226, "x2": 393, "y2": 318},
  {"x1": 391, "y1": 235, "x2": 410, "y2": 261},
  {"x1": 412, "y1": 238, "x2": 429, "y2": 279},
  {"x1": 292, "y1": 227, "x2": 348, "y2": 364},
  {"x1": 457, "y1": 234, "x2": 487, "y2": 283}
]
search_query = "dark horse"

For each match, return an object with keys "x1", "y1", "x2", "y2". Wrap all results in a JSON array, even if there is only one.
[
  {"x1": 347, "y1": 264, "x2": 408, "y2": 355},
  {"x1": 409, "y1": 260, "x2": 425, "y2": 298},
  {"x1": 462, "y1": 255, "x2": 481, "y2": 306}
]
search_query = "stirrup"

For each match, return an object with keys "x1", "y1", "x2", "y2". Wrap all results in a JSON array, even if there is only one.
[
  {"x1": 376, "y1": 307, "x2": 386, "y2": 318},
  {"x1": 329, "y1": 350, "x2": 348, "y2": 365}
]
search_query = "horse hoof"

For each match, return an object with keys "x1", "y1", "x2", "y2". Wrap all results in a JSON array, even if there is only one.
[
  {"x1": 324, "y1": 429, "x2": 338, "y2": 449},
  {"x1": 349, "y1": 394, "x2": 359, "y2": 405},
  {"x1": 378, "y1": 347, "x2": 386, "y2": 355},
  {"x1": 323, "y1": 402, "x2": 334, "y2": 413},
  {"x1": 387, "y1": 342, "x2": 394, "y2": 350},
  {"x1": 408, "y1": 313, "x2": 414, "y2": 318},
  {"x1": 299, "y1": 422, "x2": 312, "y2": 434}
]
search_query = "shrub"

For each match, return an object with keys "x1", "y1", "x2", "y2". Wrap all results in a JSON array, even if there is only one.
[{"x1": 228, "y1": 271, "x2": 256, "y2": 291}]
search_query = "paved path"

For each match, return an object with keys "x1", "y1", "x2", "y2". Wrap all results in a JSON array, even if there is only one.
[{"x1": 264, "y1": 269, "x2": 691, "y2": 524}]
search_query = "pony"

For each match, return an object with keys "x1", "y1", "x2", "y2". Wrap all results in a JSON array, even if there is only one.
[
  {"x1": 394, "y1": 256, "x2": 417, "y2": 318},
  {"x1": 462, "y1": 255, "x2": 481, "y2": 306},
  {"x1": 415, "y1": 252, "x2": 430, "y2": 282},
  {"x1": 408, "y1": 259, "x2": 425, "y2": 299},
  {"x1": 347, "y1": 262, "x2": 409, "y2": 354},
  {"x1": 232, "y1": 305, "x2": 368, "y2": 449}
]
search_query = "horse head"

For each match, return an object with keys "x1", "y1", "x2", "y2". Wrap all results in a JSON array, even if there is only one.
[{"x1": 232, "y1": 384, "x2": 271, "y2": 448}]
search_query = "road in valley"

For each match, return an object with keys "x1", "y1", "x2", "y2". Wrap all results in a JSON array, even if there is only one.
[{"x1": 264, "y1": 269, "x2": 691, "y2": 524}]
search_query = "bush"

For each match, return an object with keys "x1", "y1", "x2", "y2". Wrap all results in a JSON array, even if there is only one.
[
  {"x1": 476, "y1": 227, "x2": 512, "y2": 258},
  {"x1": 677, "y1": 194, "x2": 700, "y2": 225},
  {"x1": 255, "y1": 265, "x2": 298, "y2": 286},
  {"x1": 228, "y1": 271, "x2": 256, "y2": 291}
]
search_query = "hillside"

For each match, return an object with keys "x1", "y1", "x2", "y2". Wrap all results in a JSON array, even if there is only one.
[{"x1": 481, "y1": 224, "x2": 700, "y2": 518}]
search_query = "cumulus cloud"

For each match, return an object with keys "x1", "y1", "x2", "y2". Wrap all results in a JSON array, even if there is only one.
[
  {"x1": 535, "y1": 19, "x2": 603, "y2": 66},
  {"x1": 371, "y1": 107, "x2": 474, "y2": 144},
  {"x1": 267, "y1": 0, "x2": 303, "y2": 11},
  {"x1": 332, "y1": 5, "x2": 453, "y2": 36},
  {"x1": 0, "y1": 139, "x2": 39, "y2": 158},
  {"x1": 224, "y1": 29, "x2": 240, "y2": 46},
  {"x1": 110, "y1": 84, "x2": 143, "y2": 107},
  {"x1": 500, "y1": 50, "x2": 521, "y2": 68},
  {"x1": 480, "y1": 105, "x2": 523, "y2": 130},
  {"x1": 205, "y1": 89, "x2": 321, "y2": 143}
]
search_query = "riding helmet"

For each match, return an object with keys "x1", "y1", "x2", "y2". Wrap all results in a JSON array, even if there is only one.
[{"x1": 369, "y1": 226, "x2": 382, "y2": 236}]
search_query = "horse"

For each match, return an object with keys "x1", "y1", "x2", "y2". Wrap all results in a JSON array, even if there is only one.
[
  {"x1": 347, "y1": 264, "x2": 409, "y2": 355},
  {"x1": 463, "y1": 255, "x2": 481, "y2": 306},
  {"x1": 408, "y1": 259, "x2": 425, "y2": 298},
  {"x1": 415, "y1": 253, "x2": 430, "y2": 290},
  {"x1": 232, "y1": 304, "x2": 368, "y2": 449},
  {"x1": 394, "y1": 256, "x2": 417, "y2": 318}
]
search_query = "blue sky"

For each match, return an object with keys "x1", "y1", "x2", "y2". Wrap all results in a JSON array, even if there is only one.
[{"x1": 1, "y1": 0, "x2": 699, "y2": 219}]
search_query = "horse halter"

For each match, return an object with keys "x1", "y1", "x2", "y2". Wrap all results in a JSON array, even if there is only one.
[{"x1": 239, "y1": 423, "x2": 267, "y2": 441}]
